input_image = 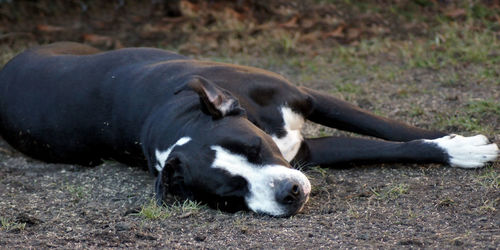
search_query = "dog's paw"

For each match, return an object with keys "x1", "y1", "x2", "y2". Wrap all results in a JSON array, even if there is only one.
[{"x1": 425, "y1": 134, "x2": 499, "y2": 168}]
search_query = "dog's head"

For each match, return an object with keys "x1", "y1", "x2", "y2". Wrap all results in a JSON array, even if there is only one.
[{"x1": 151, "y1": 76, "x2": 311, "y2": 217}]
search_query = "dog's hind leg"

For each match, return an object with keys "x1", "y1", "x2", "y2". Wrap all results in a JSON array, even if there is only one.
[
  {"x1": 300, "y1": 87, "x2": 446, "y2": 141},
  {"x1": 293, "y1": 135, "x2": 498, "y2": 169}
]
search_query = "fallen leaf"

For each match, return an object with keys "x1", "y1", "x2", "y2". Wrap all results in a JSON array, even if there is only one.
[
  {"x1": 299, "y1": 31, "x2": 320, "y2": 43},
  {"x1": 224, "y1": 7, "x2": 245, "y2": 21},
  {"x1": 36, "y1": 24, "x2": 65, "y2": 32},
  {"x1": 279, "y1": 16, "x2": 299, "y2": 28},
  {"x1": 322, "y1": 25, "x2": 344, "y2": 38},
  {"x1": 82, "y1": 33, "x2": 113, "y2": 47},
  {"x1": 140, "y1": 23, "x2": 171, "y2": 35},
  {"x1": 444, "y1": 8, "x2": 466, "y2": 18},
  {"x1": 179, "y1": 0, "x2": 199, "y2": 17}
]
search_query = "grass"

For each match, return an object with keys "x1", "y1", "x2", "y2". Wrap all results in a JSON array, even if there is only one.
[
  {"x1": 137, "y1": 198, "x2": 206, "y2": 220},
  {"x1": 466, "y1": 99, "x2": 500, "y2": 116},
  {"x1": 437, "y1": 71, "x2": 460, "y2": 86},
  {"x1": 399, "y1": 20, "x2": 500, "y2": 70},
  {"x1": 0, "y1": 217, "x2": 26, "y2": 232},
  {"x1": 64, "y1": 184, "x2": 88, "y2": 202},
  {"x1": 437, "y1": 197, "x2": 455, "y2": 207},
  {"x1": 478, "y1": 199, "x2": 497, "y2": 213},
  {"x1": 434, "y1": 98, "x2": 499, "y2": 134},
  {"x1": 346, "y1": 202, "x2": 361, "y2": 219},
  {"x1": 436, "y1": 115, "x2": 485, "y2": 134},
  {"x1": 475, "y1": 165, "x2": 499, "y2": 189},
  {"x1": 309, "y1": 166, "x2": 329, "y2": 177},
  {"x1": 318, "y1": 9, "x2": 500, "y2": 88},
  {"x1": 335, "y1": 82, "x2": 363, "y2": 94},
  {"x1": 138, "y1": 199, "x2": 172, "y2": 220},
  {"x1": 409, "y1": 106, "x2": 425, "y2": 117},
  {"x1": 370, "y1": 183, "x2": 409, "y2": 200}
]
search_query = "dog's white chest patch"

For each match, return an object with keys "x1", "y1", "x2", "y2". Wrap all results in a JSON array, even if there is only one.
[{"x1": 272, "y1": 106, "x2": 305, "y2": 162}]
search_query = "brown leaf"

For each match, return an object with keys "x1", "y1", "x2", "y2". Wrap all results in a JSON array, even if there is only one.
[
  {"x1": 224, "y1": 7, "x2": 246, "y2": 21},
  {"x1": 82, "y1": 34, "x2": 113, "y2": 47},
  {"x1": 179, "y1": 0, "x2": 199, "y2": 17},
  {"x1": 90, "y1": 20, "x2": 108, "y2": 29},
  {"x1": 279, "y1": 16, "x2": 299, "y2": 28},
  {"x1": 299, "y1": 32, "x2": 321, "y2": 43},
  {"x1": 141, "y1": 23, "x2": 171, "y2": 34},
  {"x1": 322, "y1": 25, "x2": 344, "y2": 38},
  {"x1": 444, "y1": 8, "x2": 466, "y2": 18},
  {"x1": 346, "y1": 28, "x2": 361, "y2": 40},
  {"x1": 36, "y1": 24, "x2": 65, "y2": 33}
]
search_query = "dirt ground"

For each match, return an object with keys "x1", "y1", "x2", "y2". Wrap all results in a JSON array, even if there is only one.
[{"x1": 0, "y1": 1, "x2": 499, "y2": 248}]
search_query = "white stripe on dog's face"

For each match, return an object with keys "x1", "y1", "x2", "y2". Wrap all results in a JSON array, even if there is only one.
[
  {"x1": 272, "y1": 106, "x2": 305, "y2": 162},
  {"x1": 210, "y1": 145, "x2": 311, "y2": 216},
  {"x1": 155, "y1": 137, "x2": 192, "y2": 171}
]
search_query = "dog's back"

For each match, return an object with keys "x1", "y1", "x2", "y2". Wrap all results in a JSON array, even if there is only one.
[{"x1": 0, "y1": 42, "x2": 187, "y2": 165}]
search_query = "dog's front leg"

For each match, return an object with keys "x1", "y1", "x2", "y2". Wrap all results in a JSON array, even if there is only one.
[
  {"x1": 293, "y1": 136, "x2": 498, "y2": 169},
  {"x1": 300, "y1": 87, "x2": 446, "y2": 141}
]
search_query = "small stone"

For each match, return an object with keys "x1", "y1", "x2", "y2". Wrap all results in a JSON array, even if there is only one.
[
  {"x1": 194, "y1": 235, "x2": 206, "y2": 242},
  {"x1": 115, "y1": 222, "x2": 131, "y2": 231}
]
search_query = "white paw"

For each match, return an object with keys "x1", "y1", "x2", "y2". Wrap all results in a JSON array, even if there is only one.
[{"x1": 425, "y1": 134, "x2": 499, "y2": 168}]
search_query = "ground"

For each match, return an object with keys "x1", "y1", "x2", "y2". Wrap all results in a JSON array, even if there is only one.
[{"x1": 0, "y1": 1, "x2": 499, "y2": 248}]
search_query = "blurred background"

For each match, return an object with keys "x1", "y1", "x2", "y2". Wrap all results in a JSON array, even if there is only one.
[{"x1": 1, "y1": 0, "x2": 499, "y2": 54}]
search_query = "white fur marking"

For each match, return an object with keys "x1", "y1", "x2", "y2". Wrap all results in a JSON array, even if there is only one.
[
  {"x1": 218, "y1": 99, "x2": 234, "y2": 115},
  {"x1": 272, "y1": 106, "x2": 305, "y2": 162},
  {"x1": 155, "y1": 137, "x2": 192, "y2": 172},
  {"x1": 210, "y1": 145, "x2": 311, "y2": 216},
  {"x1": 425, "y1": 134, "x2": 499, "y2": 168}
]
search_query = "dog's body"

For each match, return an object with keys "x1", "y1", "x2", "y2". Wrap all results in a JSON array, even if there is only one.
[{"x1": 0, "y1": 42, "x2": 498, "y2": 216}]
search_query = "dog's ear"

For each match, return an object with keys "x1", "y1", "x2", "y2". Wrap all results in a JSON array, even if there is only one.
[
  {"x1": 155, "y1": 155, "x2": 193, "y2": 206},
  {"x1": 174, "y1": 75, "x2": 243, "y2": 118}
]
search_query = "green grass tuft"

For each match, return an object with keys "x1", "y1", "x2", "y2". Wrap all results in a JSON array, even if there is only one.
[
  {"x1": 371, "y1": 183, "x2": 409, "y2": 200},
  {"x1": 435, "y1": 99, "x2": 499, "y2": 135},
  {"x1": 137, "y1": 198, "x2": 206, "y2": 220},
  {"x1": 475, "y1": 165, "x2": 499, "y2": 189},
  {"x1": 138, "y1": 199, "x2": 173, "y2": 220},
  {"x1": 0, "y1": 217, "x2": 26, "y2": 232},
  {"x1": 466, "y1": 99, "x2": 500, "y2": 116},
  {"x1": 64, "y1": 184, "x2": 88, "y2": 202}
]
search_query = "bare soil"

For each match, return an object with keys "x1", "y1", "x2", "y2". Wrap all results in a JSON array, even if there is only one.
[{"x1": 1, "y1": 1, "x2": 499, "y2": 248}]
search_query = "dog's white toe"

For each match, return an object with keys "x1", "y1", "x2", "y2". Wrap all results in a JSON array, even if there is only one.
[{"x1": 425, "y1": 134, "x2": 499, "y2": 168}]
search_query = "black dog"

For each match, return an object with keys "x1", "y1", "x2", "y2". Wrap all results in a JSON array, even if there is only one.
[{"x1": 0, "y1": 42, "x2": 497, "y2": 216}]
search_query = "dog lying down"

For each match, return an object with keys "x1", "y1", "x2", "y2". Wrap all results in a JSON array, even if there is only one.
[{"x1": 0, "y1": 42, "x2": 498, "y2": 217}]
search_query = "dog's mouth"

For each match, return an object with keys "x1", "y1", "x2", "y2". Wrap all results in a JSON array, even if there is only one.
[{"x1": 244, "y1": 166, "x2": 311, "y2": 217}]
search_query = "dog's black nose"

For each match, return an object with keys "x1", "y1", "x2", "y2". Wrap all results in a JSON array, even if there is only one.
[{"x1": 275, "y1": 180, "x2": 303, "y2": 205}]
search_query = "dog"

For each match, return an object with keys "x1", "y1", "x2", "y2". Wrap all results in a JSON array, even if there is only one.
[{"x1": 0, "y1": 42, "x2": 498, "y2": 217}]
